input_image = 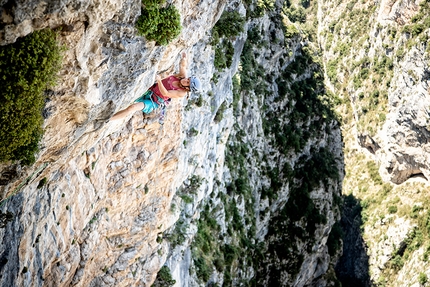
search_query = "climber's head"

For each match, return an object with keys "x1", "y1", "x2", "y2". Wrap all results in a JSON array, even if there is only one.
[
  {"x1": 189, "y1": 76, "x2": 201, "y2": 92},
  {"x1": 180, "y1": 76, "x2": 202, "y2": 92}
]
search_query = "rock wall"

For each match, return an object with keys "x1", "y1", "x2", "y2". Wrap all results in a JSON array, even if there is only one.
[
  {"x1": 163, "y1": 2, "x2": 344, "y2": 286},
  {"x1": 0, "y1": 0, "x2": 229, "y2": 286},
  {"x1": 318, "y1": 0, "x2": 430, "y2": 283},
  {"x1": 0, "y1": 0, "x2": 345, "y2": 286}
]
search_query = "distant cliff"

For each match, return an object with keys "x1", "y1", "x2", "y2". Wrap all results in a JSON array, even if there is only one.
[
  {"x1": 0, "y1": 0, "x2": 350, "y2": 286},
  {"x1": 318, "y1": 0, "x2": 430, "y2": 284}
]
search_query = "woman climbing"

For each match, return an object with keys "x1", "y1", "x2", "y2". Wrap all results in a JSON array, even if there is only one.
[{"x1": 109, "y1": 52, "x2": 201, "y2": 122}]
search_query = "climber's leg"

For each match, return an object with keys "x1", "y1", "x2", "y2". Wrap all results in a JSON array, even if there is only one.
[{"x1": 109, "y1": 102, "x2": 145, "y2": 121}]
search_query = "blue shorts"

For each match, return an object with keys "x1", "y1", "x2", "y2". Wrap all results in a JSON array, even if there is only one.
[{"x1": 134, "y1": 91, "x2": 160, "y2": 114}]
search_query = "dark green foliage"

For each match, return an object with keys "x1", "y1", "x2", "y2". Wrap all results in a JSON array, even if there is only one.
[
  {"x1": 389, "y1": 255, "x2": 404, "y2": 270},
  {"x1": 283, "y1": 6, "x2": 306, "y2": 23},
  {"x1": 240, "y1": 41, "x2": 268, "y2": 92},
  {"x1": 212, "y1": 10, "x2": 245, "y2": 71},
  {"x1": 359, "y1": 68, "x2": 369, "y2": 80},
  {"x1": 388, "y1": 205, "x2": 397, "y2": 214},
  {"x1": 151, "y1": 266, "x2": 176, "y2": 287},
  {"x1": 165, "y1": 219, "x2": 187, "y2": 246},
  {"x1": 192, "y1": 138, "x2": 257, "y2": 285},
  {"x1": 193, "y1": 208, "x2": 220, "y2": 282},
  {"x1": 326, "y1": 59, "x2": 338, "y2": 82},
  {"x1": 179, "y1": 175, "x2": 203, "y2": 194},
  {"x1": 37, "y1": 177, "x2": 47, "y2": 189},
  {"x1": 195, "y1": 257, "x2": 211, "y2": 282},
  {"x1": 136, "y1": 2, "x2": 181, "y2": 46},
  {"x1": 419, "y1": 272, "x2": 428, "y2": 285},
  {"x1": 388, "y1": 227, "x2": 424, "y2": 272},
  {"x1": 247, "y1": 26, "x2": 262, "y2": 46},
  {"x1": 207, "y1": 4, "x2": 342, "y2": 284},
  {"x1": 232, "y1": 75, "x2": 241, "y2": 113},
  {"x1": 268, "y1": 67, "x2": 338, "y2": 155},
  {"x1": 418, "y1": 210, "x2": 430, "y2": 237},
  {"x1": 214, "y1": 41, "x2": 235, "y2": 71},
  {"x1": 410, "y1": 205, "x2": 423, "y2": 219},
  {"x1": 0, "y1": 29, "x2": 62, "y2": 164},
  {"x1": 327, "y1": 221, "x2": 343, "y2": 256},
  {"x1": 424, "y1": 245, "x2": 430, "y2": 262},
  {"x1": 257, "y1": 147, "x2": 338, "y2": 284},
  {"x1": 400, "y1": 0, "x2": 430, "y2": 42},
  {"x1": 300, "y1": 0, "x2": 310, "y2": 8},
  {"x1": 213, "y1": 11, "x2": 245, "y2": 39},
  {"x1": 228, "y1": 21, "x2": 341, "y2": 283}
]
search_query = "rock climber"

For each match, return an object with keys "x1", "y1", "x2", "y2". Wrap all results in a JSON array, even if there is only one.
[{"x1": 109, "y1": 52, "x2": 201, "y2": 122}]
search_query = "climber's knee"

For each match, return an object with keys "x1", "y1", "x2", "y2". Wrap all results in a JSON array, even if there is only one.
[{"x1": 128, "y1": 102, "x2": 144, "y2": 112}]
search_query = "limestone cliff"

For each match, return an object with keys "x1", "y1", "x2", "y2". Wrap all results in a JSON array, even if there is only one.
[
  {"x1": 318, "y1": 0, "x2": 430, "y2": 284},
  {"x1": 0, "y1": 0, "x2": 344, "y2": 286}
]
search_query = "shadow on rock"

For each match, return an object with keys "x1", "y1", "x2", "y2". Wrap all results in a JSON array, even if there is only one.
[{"x1": 335, "y1": 194, "x2": 372, "y2": 287}]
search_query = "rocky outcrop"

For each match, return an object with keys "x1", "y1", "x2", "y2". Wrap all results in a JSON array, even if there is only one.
[
  {"x1": 318, "y1": 0, "x2": 430, "y2": 283},
  {"x1": 378, "y1": 50, "x2": 430, "y2": 184},
  {"x1": 0, "y1": 0, "x2": 344, "y2": 286}
]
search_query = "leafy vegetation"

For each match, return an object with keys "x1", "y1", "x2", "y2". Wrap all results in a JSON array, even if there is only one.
[
  {"x1": 191, "y1": 0, "x2": 342, "y2": 285},
  {"x1": 212, "y1": 10, "x2": 246, "y2": 71},
  {"x1": 0, "y1": 29, "x2": 63, "y2": 164},
  {"x1": 189, "y1": 138, "x2": 258, "y2": 286},
  {"x1": 151, "y1": 266, "x2": 176, "y2": 287},
  {"x1": 214, "y1": 101, "x2": 228, "y2": 122},
  {"x1": 136, "y1": 0, "x2": 182, "y2": 45},
  {"x1": 419, "y1": 272, "x2": 428, "y2": 285},
  {"x1": 164, "y1": 175, "x2": 203, "y2": 247},
  {"x1": 192, "y1": 207, "x2": 223, "y2": 282},
  {"x1": 213, "y1": 11, "x2": 246, "y2": 39}
]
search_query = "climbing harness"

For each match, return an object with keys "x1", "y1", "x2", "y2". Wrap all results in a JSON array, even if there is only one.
[{"x1": 145, "y1": 89, "x2": 170, "y2": 126}]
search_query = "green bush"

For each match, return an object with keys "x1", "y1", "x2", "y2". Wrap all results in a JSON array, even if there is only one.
[
  {"x1": 213, "y1": 10, "x2": 245, "y2": 38},
  {"x1": 214, "y1": 101, "x2": 228, "y2": 122},
  {"x1": 215, "y1": 41, "x2": 235, "y2": 71},
  {"x1": 419, "y1": 272, "x2": 428, "y2": 285},
  {"x1": 284, "y1": 6, "x2": 306, "y2": 23},
  {"x1": 142, "y1": 0, "x2": 165, "y2": 6},
  {"x1": 151, "y1": 266, "x2": 176, "y2": 287},
  {"x1": 0, "y1": 29, "x2": 62, "y2": 165},
  {"x1": 194, "y1": 257, "x2": 211, "y2": 282},
  {"x1": 388, "y1": 205, "x2": 397, "y2": 214},
  {"x1": 284, "y1": 24, "x2": 300, "y2": 38},
  {"x1": 390, "y1": 254, "x2": 404, "y2": 270},
  {"x1": 136, "y1": 4, "x2": 182, "y2": 45},
  {"x1": 212, "y1": 10, "x2": 244, "y2": 71}
]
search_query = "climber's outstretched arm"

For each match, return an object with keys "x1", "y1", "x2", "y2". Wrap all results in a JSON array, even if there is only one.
[{"x1": 176, "y1": 52, "x2": 188, "y2": 78}]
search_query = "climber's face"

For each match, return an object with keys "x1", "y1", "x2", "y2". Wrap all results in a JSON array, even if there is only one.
[{"x1": 181, "y1": 77, "x2": 191, "y2": 88}]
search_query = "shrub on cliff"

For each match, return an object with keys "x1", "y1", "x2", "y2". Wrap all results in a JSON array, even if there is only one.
[
  {"x1": 213, "y1": 10, "x2": 245, "y2": 39},
  {"x1": 212, "y1": 10, "x2": 245, "y2": 71},
  {"x1": 136, "y1": 0, "x2": 182, "y2": 46},
  {"x1": 0, "y1": 29, "x2": 62, "y2": 165},
  {"x1": 152, "y1": 266, "x2": 176, "y2": 287}
]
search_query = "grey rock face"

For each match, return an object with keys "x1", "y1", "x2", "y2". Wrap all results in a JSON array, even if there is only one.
[
  {"x1": 0, "y1": 0, "x2": 344, "y2": 286},
  {"x1": 377, "y1": 46, "x2": 430, "y2": 184}
]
